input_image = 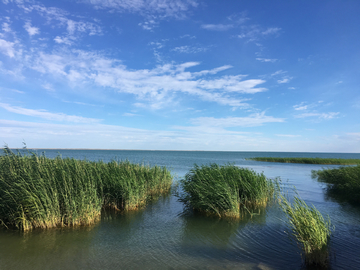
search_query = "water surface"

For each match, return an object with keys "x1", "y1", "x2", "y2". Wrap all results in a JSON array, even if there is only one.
[{"x1": 1, "y1": 150, "x2": 359, "y2": 269}]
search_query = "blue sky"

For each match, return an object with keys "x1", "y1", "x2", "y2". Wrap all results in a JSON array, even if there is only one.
[{"x1": 0, "y1": 0, "x2": 359, "y2": 152}]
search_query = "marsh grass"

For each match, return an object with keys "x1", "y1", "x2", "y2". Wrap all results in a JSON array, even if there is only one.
[
  {"x1": 280, "y1": 194, "x2": 333, "y2": 267},
  {"x1": 179, "y1": 164, "x2": 278, "y2": 218},
  {"x1": 248, "y1": 157, "x2": 360, "y2": 165},
  {"x1": 0, "y1": 148, "x2": 172, "y2": 231},
  {"x1": 312, "y1": 165, "x2": 360, "y2": 205}
]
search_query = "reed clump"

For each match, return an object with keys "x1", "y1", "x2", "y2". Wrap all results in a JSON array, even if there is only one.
[
  {"x1": 312, "y1": 165, "x2": 360, "y2": 205},
  {"x1": 280, "y1": 194, "x2": 333, "y2": 267},
  {"x1": 180, "y1": 164, "x2": 278, "y2": 218},
  {"x1": 0, "y1": 148, "x2": 172, "y2": 231},
  {"x1": 248, "y1": 157, "x2": 360, "y2": 165}
]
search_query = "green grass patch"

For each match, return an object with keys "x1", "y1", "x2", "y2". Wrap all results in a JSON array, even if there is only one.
[
  {"x1": 0, "y1": 148, "x2": 172, "y2": 231},
  {"x1": 280, "y1": 194, "x2": 333, "y2": 267},
  {"x1": 312, "y1": 165, "x2": 360, "y2": 205},
  {"x1": 247, "y1": 157, "x2": 360, "y2": 165},
  {"x1": 179, "y1": 164, "x2": 279, "y2": 218}
]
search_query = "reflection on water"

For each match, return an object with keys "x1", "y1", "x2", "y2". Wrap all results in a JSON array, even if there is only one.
[{"x1": 0, "y1": 150, "x2": 360, "y2": 269}]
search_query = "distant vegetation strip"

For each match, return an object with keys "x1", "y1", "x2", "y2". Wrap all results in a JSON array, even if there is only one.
[
  {"x1": 312, "y1": 165, "x2": 360, "y2": 205},
  {"x1": 0, "y1": 148, "x2": 172, "y2": 231},
  {"x1": 247, "y1": 157, "x2": 360, "y2": 165},
  {"x1": 179, "y1": 163, "x2": 279, "y2": 218}
]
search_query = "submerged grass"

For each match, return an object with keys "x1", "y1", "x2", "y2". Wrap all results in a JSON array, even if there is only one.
[
  {"x1": 179, "y1": 164, "x2": 278, "y2": 218},
  {"x1": 280, "y1": 194, "x2": 333, "y2": 267},
  {"x1": 312, "y1": 165, "x2": 360, "y2": 205},
  {"x1": 248, "y1": 157, "x2": 360, "y2": 165},
  {"x1": 0, "y1": 148, "x2": 172, "y2": 231}
]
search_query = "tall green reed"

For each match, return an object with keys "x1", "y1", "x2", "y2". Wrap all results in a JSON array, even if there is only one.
[
  {"x1": 312, "y1": 165, "x2": 360, "y2": 205},
  {"x1": 280, "y1": 193, "x2": 333, "y2": 267},
  {"x1": 0, "y1": 149, "x2": 172, "y2": 231},
  {"x1": 180, "y1": 164, "x2": 278, "y2": 218}
]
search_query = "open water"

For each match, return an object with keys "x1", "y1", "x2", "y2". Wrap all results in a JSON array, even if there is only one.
[{"x1": 0, "y1": 150, "x2": 359, "y2": 270}]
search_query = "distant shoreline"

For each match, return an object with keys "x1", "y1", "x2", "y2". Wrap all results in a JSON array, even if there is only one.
[{"x1": 4, "y1": 148, "x2": 358, "y2": 154}]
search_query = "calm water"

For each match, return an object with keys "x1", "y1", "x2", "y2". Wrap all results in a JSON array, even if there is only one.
[{"x1": 1, "y1": 150, "x2": 359, "y2": 270}]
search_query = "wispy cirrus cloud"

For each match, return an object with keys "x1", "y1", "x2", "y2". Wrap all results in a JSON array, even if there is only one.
[
  {"x1": 270, "y1": 70, "x2": 293, "y2": 84},
  {"x1": 293, "y1": 102, "x2": 308, "y2": 111},
  {"x1": 3, "y1": 0, "x2": 103, "y2": 44},
  {"x1": 256, "y1": 58, "x2": 277, "y2": 63},
  {"x1": 180, "y1": 112, "x2": 285, "y2": 129},
  {"x1": 201, "y1": 24, "x2": 234, "y2": 31},
  {"x1": 294, "y1": 112, "x2": 340, "y2": 120},
  {"x1": 277, "y1": 76, "x2": 292, "y2": 84},
  {"x1": 238, "y1": 25, "x2": 281, "y2": 42},
  {"x1": 276, "y1": 134, "x2": 301, "y2": 138},
  {"x1": 7, "y1": 46, "x2": 267, "y2": 108},
  {"x1": 0, "y1": 102, "x2": 101, "y2": 123},
  {"x1": 81, "y1": 0, "x2": 198, "y2": 18},
  {"x1": 201, "y1": 12, "x2": 248, "y2": 31},
  {"x1": 172, "y1": 45, "x2": 208, "y2": 53}
]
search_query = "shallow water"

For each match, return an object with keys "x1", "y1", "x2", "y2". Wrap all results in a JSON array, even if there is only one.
[{"x1": 1, "y1": 150, "x2": 359, "y2": 269}]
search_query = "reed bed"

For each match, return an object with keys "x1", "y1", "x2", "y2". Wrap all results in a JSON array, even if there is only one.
[
  {"x1": 312, "y1": 165, "x2": 360, "y2": 205},
  {"x1": 179, "y1": 164, "x2": 278, "y2": 218},
  {"x1": 280, "y1": 194, "x2": 333, "y2": 267},
  {"x1": 0, "y1": 149, "x2": 172, "y2": 231},
  {"x1": 248, "y1": 157, "x2": 360, "y2": 165}
]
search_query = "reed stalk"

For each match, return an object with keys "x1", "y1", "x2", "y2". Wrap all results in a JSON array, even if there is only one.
[{"x1": 280, "y1": 194, "x2": 333, "y2": 267}]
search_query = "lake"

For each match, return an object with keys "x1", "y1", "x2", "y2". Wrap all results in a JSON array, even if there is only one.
[{"x1": 1, "y1": 150, "x2": 359, "y2": 270}]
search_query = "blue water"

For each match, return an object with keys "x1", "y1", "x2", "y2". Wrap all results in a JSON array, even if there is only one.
[{"x1": 1, "y1": 150, "x2": 359, "y2": 270}]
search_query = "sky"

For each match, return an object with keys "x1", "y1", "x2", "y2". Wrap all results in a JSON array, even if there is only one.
[{"x1": 0, "y1": 0, "x2": 359, "y2": 152}]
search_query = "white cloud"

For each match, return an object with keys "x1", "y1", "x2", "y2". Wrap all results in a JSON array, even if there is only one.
[
  {"x1": 238, "y1": 25, "x2": 281, "y2": 41},
  {"x1": 0, "y1": 103, "x2": 101, "y2": 123},
  {"x1": 2, "y1": 22, "x2": 11, "y2": 32},
  {"x1": 277, "y1": 76, "x2": 293, "y2": 84},
  {"x1": 256, "y1": 58, "x2": 277, "y2": 63},
  {"x1": 262, "y1": 27, "x2": 281, "y2": 35},
  {"x1": 201, "y1": 12, "x2": 248, "y2": 32},
  {"x1": 293, "y1": 103, "x2": 308, "y2": 111},
  {"x1": 172, "y1": 45, "x2": 208, "y2": 53},
  {"x1": 42, "y1": 83, "x2": 55, "y2": 91},
  {"x1": 24, "y1": 21, "x2": 40, "y2": 36},
  {"x1": 201, "y1": 24, "x2": 233, "y2": 31},
  {"x1": 19, "y1": 49, "x2": 266, "y2": 108},
  {"x1": 187, "y1": 112, "x2": 285, "y2": 128},
  {"x1": 276, "y1": 134, "x2": 301, "y2": 138},
  {"x1": 345, "y1": 133, "x2": 360, "y2": 141},
  {"x1": 0, "y1": 86, "x2": 24, "y2": 94},
  {"x1": 271, "y1": 70, "x2": 286, "y2": 76},
  {"x1": 54, "y1": 36, "x2": 73, "y2": 45},
  {"x1": 81, "y1": 0, "x2": 198, "y2": 18},
  {"x1": 0, "y1": 38, "x2": 15, "y2": 58},
  {"x1": 294, "y1": 112, "x2": 340, "y2": 120},
  {"x1": 123, "y1": 112, "x2": 140, "y2": 117},
  {"x1": 139, "y1": 19, "x2": 158, "y2": 30},
  {"x1": 12, "y1": 2, "x2": 102, "y2": 39}
]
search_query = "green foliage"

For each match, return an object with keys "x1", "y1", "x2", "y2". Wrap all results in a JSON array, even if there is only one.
[
  {"x1": 280, "y1": 194, "x2": 333, "y2": 267},
  {"x1": 248, "y1": 157, "x2": 360, "y2": 165},
  {"x1": 180, "y1": 164, "x2": 278, "y2": 218},
  {"x1": 0, "y1": 149, "x2": 172, "y2": 231},
  {"x1": 312, "y1": 165, "x2": 360, "y2": 205}
]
